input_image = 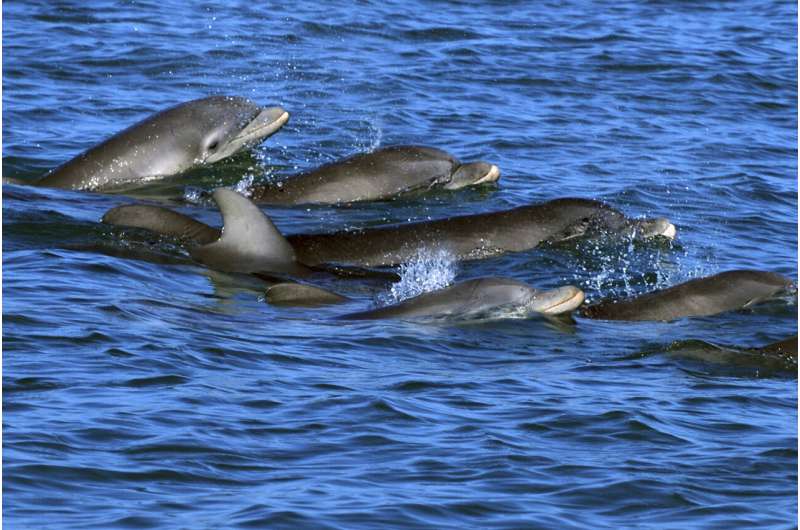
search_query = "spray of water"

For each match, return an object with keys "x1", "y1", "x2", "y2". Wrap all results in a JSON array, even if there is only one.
[
  {"x1": 570, "y1": 228, "x2": 717, "y2": 303},
  {"x1": 380, "y1": 247, "x2": 458, "y2": 305},
  {"x1": 232, "y1": 172, "x2": 256, "y2": 196}
]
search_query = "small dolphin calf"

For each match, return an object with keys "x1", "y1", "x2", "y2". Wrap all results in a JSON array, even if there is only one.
[
  {"x1": 103, "y1": 194, "x2": 676, "y2": 270},
  {"x1": 249, "y1": 145, "x2": 500, "y2": 205},
  {"x1": 338, "y1": 278, "x2": 585, "y2": 321},
  {"x1": 580, "y1": 270, "x2": 796, "y2": 322},
  {"x1": 36, "y1": 96, "x2": 289, "y2": 190}
]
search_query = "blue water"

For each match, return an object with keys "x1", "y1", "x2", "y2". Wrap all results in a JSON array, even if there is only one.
[{"x1": 4, "y1": 1, "x2": 798, "y2": 528}]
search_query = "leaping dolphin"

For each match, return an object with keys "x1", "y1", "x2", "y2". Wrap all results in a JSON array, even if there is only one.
[{"x1": 35, "y1": 96, "x2": 289, "y2": 190}]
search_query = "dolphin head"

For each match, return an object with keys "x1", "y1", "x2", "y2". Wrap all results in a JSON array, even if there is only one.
[
  {"x1": 528, "y1": 285, "x2": 585, "y2": 315},
  {"x1": 443, "y1": 161, "x2": 501, "y2": 190},
  {"x1": 170, "y1": 96, "x2": 289, "y2": 165},
  {"x1": 630, "y1": 217, "x2": 677, "y2": 240}
]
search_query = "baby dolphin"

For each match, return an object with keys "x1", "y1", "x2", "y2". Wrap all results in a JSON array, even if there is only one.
[
  {"x1": 249, "y1": 145, "x2": 500, "y2": 205},
  {"x1": 580, "y1": 270, "x2": 796, "y2": 322},
  {"x1": 339, "y1": 278, "x2": 585, "y2": 321},
  {"x1": 103, "y1": 195, "x2": 676, "y2": 269},
  {"x1": 36, "y1": 96, "x2": 289, "y2": 190}
]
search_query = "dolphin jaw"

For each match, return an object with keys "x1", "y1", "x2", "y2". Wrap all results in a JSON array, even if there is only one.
[
  {"x1": 660, "y1": 222, "x2": 677, "y2": 240},
  {"x1": 535, "y1": 286, "x2": 586, "y2": 315},
  {"x1": 634, "y1": 217, "x2": 677, "y2": 241},
  {"x1": 233, "y1": 108, "x2": 289, "y2": 144},
  {"x1": 475, "y1": 164, "x2": 501, "y2": 185}
]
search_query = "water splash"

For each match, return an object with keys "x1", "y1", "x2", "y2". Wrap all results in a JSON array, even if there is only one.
[
  {"x1": 381, "y1": 247, "x2": 458, "y2": 304},
  {"x1": 182, "y1": 186, "x2": 205, "y2": 204},
  {"x1": 567, "y1": 230, "x2": 713, "y2": 303},
  {"x1": 232, "y1": 173, "x2": 256, "y2": 197},
  {"x1": 362, "y1": 116, "x2": 383, "y2": 153}
]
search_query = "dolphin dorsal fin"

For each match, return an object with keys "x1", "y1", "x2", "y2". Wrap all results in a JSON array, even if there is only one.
[{"x1": 190, "y1": 189, "x2": 299, "y2": 274}]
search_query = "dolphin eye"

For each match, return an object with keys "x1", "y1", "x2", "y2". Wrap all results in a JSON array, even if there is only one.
[{"x1": 208, "y1": 140, "x2": 219, "y2": 151}]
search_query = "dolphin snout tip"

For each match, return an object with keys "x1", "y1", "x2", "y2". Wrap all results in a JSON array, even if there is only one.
[
  {"x1": 478, "y1": 164, "x2": 501, "y2": 184},
  {"x1": 275, "y1": 109, "x2": 290, "y2": 127},
  {"x1": 661, "y1": 222, "x2": 677, "y2": 240},
  {"x1": 541, "y1": 286, "x2": 585, "y2": 315}
]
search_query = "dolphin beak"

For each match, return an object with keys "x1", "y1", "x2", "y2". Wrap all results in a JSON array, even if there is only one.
[
  {"x1": 660, "y1": 222, "x2": 677, "y2": 240},
  {"x1": 475, "y1": 164, "x2": 501, "y2": 184},
  {"x1": 638, "y1": 218, "x2": 677, "y2": 241},
  {"x1": 539, "y1": 286, "x2": 585, "y2": 315},
  {"x1": 234, "y1": 106, "x2": 289, "y2": 145}
]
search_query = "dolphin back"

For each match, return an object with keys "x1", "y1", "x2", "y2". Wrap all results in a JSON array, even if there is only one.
[
  {"x1": 251, "y1": 146, "x2": 458, "y2": 205},
  {"x1": 102, "y1": 204, "x2": 220, "y2": 244},
  {"x1": 581, "y1": 270, "x2": 794, "y2": 321}
]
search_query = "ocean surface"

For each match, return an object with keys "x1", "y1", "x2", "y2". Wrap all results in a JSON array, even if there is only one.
[{"x1": 3, "y1": 1, "x2": 798, "y2": 528}]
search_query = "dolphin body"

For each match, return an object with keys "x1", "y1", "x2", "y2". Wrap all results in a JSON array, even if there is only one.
[
  {"x1": 580, "y1": 270, "x2": 796, "y2": 322},
  {"x1": 35, "y1": 96, "x2": 289, "y2": 190},
  {"x1": 249, "y1": 145, "x2": 500, "y2": 205},
  {"x1": 662, "y1": 335, "x2": 798, "y2": 376},
  {"x1": 102, "y1": 191, "x2": 677, "y2": 271},
  {"x1": 337, "y1": 278, "x2": 585, "y2": 321}
]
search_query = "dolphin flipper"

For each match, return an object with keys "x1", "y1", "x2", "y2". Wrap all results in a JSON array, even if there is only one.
[{"x1": 190, "y1": 189, "x2": 305, "y2": 275}]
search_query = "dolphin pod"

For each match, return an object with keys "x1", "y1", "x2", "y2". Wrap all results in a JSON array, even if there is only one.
[
  {"x1": 102, "y1": 190, "x2": 677, "y2": 270},
  {"x1": 580, "y1": 270, "x2": 796, "y2": 322},
  {"x1": 16, "y1": 95, "x2": 794, "y2": 331},
  {"x1": 35, "y1": 96, "x2": 289, "y2": 190},
  {"x1": 249, "y1": 145, "x2": 500, "y2": 205}
]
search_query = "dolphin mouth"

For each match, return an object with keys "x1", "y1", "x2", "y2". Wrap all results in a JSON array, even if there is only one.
[
  {"x1": 660, "y1": 222, "x2": 677, "y2": 240},
  {"x1": 474, "y1": 164, "x2": 501, "y2": 184},
  {"x1": 538, "y1": 286, "x2": 586, "y2": 315},
  {"x1": 233, "y1": 107, "x2": 289, "y2": 145},
  {"x1": 635, "y1": 217, "x2": 677, "y2": 241},
  {"x1": 475, "y1": 164, "x2": 500, "y2": 184}
]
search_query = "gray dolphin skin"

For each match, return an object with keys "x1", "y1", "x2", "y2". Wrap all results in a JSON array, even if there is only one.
[
  {"x1": 338, "y1": 278, "x2": 585, "y2": 321},
  {"x1": 286, "y1": 198, "x2": 676, "y2": 267},
  {"x1": 249, "y1": 145, "x2": 500, "y2": 205},
  {"x1": 36, "y1": 96, "x2": 289, "y2": 190},
  {"x1": 580, "y1": 270, "x2": 796, "y2": 322},
  {"x1": 663, "y1": 335, "x2": 797, "y2": 375},
  {"x1": 102, "y1": 195, "x2": 677, "y2": 269},
  {"x1": 187, "y1": 189, "x2": 307, "y2": 275},
  {"x1": 759, "y1": 335, "x2": 798, "y2": 358},
  {"x1": 265, "y1": 283, "x2": 350, "y2": 306}
]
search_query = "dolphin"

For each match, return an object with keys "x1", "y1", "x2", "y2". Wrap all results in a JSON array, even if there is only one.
[
  {"x1": 337, "y1": 278, "x2": 585, "y2": 321},
  {"x1": 35, "y1": 96, "x2": 289, "y2": 190},
  {"x1": 102, "y1": 193, "x2": 676, "y2": 270},
  {"x1": 580, "y1": 270, "x2": 796, "y2": 322},
  {"x1": 662, "y1": 335, "x2": 797, "y2": 375},
  {"x1": 249, "y1": 145, "x2": 500, "y2": 205},
  {"x1": 759, "y1": 335, "x2": 798, "y2": 358}
]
